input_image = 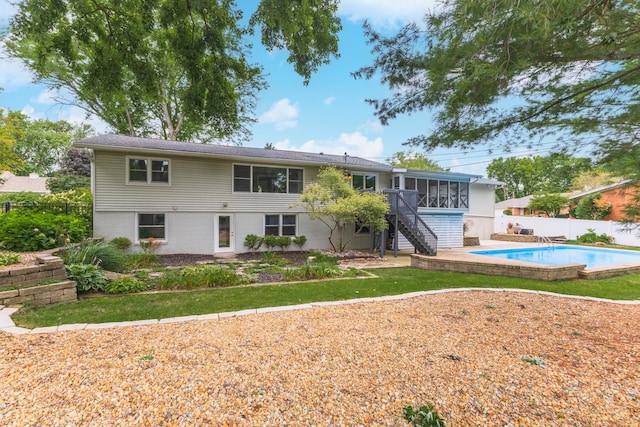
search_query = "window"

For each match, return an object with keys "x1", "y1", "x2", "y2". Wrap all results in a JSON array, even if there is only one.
[
  {"x1": 233, "y1": 165, "x2": 251, "y2": 192},
  {"x1": 128, "y1": 157, "x2": 170, "y2": 184},
  {"x1": 138, "y1": 213, "x2": 166, "y2": 240},
  {"x1": 233, "y1": 165, "x2": 303, "y2": 194},
  {"x1": 406, "y1": 178, "x2": 470, "y2": 209},
  {"x1": 351, "y1": 173, "x2": 377, "y2": 191},
  {"x1": 264, "y1": 214, "x2": 297, "y2": 236}
]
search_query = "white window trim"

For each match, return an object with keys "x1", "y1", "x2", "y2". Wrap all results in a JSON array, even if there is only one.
[
  {"x1": 126, "y1": 156, "x2": 171, "y2": 186},
  {"x1": 232, "y1": 163, "x2": 304, "y2": 194},
  {"x1": 263, "y1": 214, "x2": 298, "y2": 236},
  {"x1": 350, "y1": 172, "x2": 378, "y2": 191},
  {"x1": 135, "y1": 212, "x2": 168, "y2": 244}
]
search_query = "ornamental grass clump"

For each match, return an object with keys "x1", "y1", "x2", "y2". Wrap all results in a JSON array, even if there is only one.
[
  {"x1": 62, "y1": 240, "x2": 128, "y2": 273},
  {"x1": 152, "y1": 265, "x2": 249, "y2": 290}
]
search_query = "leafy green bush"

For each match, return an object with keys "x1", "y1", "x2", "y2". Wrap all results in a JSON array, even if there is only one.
[
  {"x1": 105, "y1": 277, "x2": 147, "y2": 294},
  {"x1": 152, "y1": 265, "x2": 249, "y2": 290},
  {"x1": 109, "y1": 237, "x2": 132, "y2": 251},
  {"x1": 65, "y1": 263, "x2": 108, "y2": 292},
  {"x1": 62, "y1": 240, "x2": 128, "y2": 272},
  {"x1": 403, "y1": 405, "x2": 447, "y2": 427},
  {"x1": 243, "y1": 234, "x2": 262, "y2": 252},
  {"x1": 292, "y1": 235, "x2": 307, "y2": 251},
  {"x1": 0, "y1": 211, "x2": 89, "y2": 251},
  {"x1": 0, "y1": 252, "x2": 21, "y2": 267},
  {"x1": 262, "y1": 234, "x2": 279, "y2": 251},
  {"x1": 0, "y1": 191, "x2": 43, "y2": 204},
  {"x1": 46, "y1": 175, "x2": 91, "y2": 193},
  {"x1": 276, "y1": 235, "x2": 291, "y2": 252},
  {"x1": 577, "y1": 228, "x2": 613, "y2": 244},
  {"x1": 260, "y1": 251, "x2": 288, "y2": 265}
]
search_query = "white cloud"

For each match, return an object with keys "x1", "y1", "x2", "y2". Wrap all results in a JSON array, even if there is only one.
[
  {"x1": 258, "y1": 98, "x2": 299, "y2": 130},
  {"x1": 0, "y1": 44, "x2": 34, "y2": 90},
  {"x1": 33, "y1": 88, "x2": 58, "y2": 105},
  {"x1": 323, "y1": 96, "x2": 336, "y2": 106},
  {"x1": 338, "y1": 0, "x2": 441, "y2": 28},
  {"x1": 359, "y1": 118, "x2": 384, "y2": 134},
  {"x1": 274, "y1": 131, "x2": 383, "y2": 160}
]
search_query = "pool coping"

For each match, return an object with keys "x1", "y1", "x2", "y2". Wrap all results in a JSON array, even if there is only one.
[{"x1": 412, "y1": 241, "x2": 640, "y2": 281}]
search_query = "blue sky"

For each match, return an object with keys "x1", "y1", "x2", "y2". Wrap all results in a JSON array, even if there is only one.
[{"x1": 0, "y1": 0, "x2": 506, "y2": 176}]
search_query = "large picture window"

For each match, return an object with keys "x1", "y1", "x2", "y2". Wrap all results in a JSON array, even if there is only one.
[
  {"x1": 128, "y1": 157, "x2": 170, "y2": 185},
  {"x1": 264, "y1": 214, "x2": 297, "y2": 236},
  {"x1": 233, "y1": 165, "x2": 303, "y2": 193},
  {"x1": 138, "y1": 213, "x2": 166, "y2": 240}
]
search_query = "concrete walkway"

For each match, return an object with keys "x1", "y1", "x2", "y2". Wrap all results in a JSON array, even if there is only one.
[{"x1": 2, "y1": 287, "x2": 638, "y2": 336}]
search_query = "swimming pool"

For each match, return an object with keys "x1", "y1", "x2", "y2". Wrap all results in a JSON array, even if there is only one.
[{"x1": 470, "y1": 245, "x2": 640, "y2": 269}]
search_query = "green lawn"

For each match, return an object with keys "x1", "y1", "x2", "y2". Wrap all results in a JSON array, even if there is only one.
[{"x1": 13, "y1": 267, "x2": 640, "y2": 329}]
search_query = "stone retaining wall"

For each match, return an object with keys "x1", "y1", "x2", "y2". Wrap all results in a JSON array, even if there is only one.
[
  {"x1": 411, "y1": 254, "x2": 585, "y2": 281},
  {"x1": 0, "y1": 252, "x2": 77, "y2": 305},
  {"x1": 490, "y1": 233, "x2": 537, "y2": 243},
  {"x1": 0, "y1": 280, "x2": 77, "y2": 305}
]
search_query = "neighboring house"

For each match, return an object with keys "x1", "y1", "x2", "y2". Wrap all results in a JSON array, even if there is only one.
[
  {"x1": 494, "y1": 195, "x2": 534, "y2": 217},
  {"x1": 75, "y1": 134, "x2": 499, "y2": 254},
  {"x1": 0, "y1": 171, "x2": 49, "y2": 194},
  {"x1": 568, "y1": 179, "x2": 638, "y2": 221}
]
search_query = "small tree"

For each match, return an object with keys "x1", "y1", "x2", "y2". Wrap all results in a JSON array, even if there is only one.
[
  {"x1": 297, "y1": 166, "x2": 389, "y2": 252},
  {"x1": 575, "y1": 193, "x2": 613, "y2": 220},
  {"x1": 528, "y1": 194, "x2": 570, "y2": 217}
]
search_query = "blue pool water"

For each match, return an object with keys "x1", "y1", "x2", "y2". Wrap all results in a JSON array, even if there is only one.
[{"x1": 470, "y1": 246, "x2": 640, "y2": 269}]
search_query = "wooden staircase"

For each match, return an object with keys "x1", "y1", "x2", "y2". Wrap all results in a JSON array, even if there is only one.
[{"x1": 384, "y1": 189, "x2": 438, "y2": 256}]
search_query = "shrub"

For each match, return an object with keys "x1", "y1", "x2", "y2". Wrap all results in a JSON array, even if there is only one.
[
  {"x1": 292, "y1": 235, "x2": 307, "y2": 251},
  {"x1": 243, "y1": 234, "x2": 263, "y2": 252},
  {"x1": 65, "y1": 263, "x2": 108, "y2": 292},
  {"x1": 276, "y1": 235, "x2": 291, "y2": 252},
  {"x1": 46, "y1": 175, "x2": 91, "y2": 193},
  {"x1": 403, "y1": 405, "x2": 447, "y2": 427},
  {"x1": 62, "y1": 240, "x2": 128, "y2": 272},
  {"x1": 152, "y1": 265, "x2": 248, "y2": 290},
  {"x1": 576, "y1": 228, "x2": 613, "y2": 244},
  {"x1": 0, "y1": 211, "x2": 89, "y2": 251},
  {"x1": 262, "y1": 234, "x2": 279, "y2": 252},
  {"x1": 503, "y1": 209, "x2": 513, "y2": 216},
  {"x1": 0, "y1": 252, "x2": 21, "y2": 267},
  {"x1": 109, "y1": 237, "x2": 132, "y2": 251},
  {"x1": 0, "y1": 191, "x2": 43, "y2": 204},
  {"x1": 105, "y1": 277, "x2": 147, "y2": 294}
]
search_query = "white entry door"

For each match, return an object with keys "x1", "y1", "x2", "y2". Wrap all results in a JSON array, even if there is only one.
[{"x1": 214, "y1": 214, "x2": 234, "y2": 253}]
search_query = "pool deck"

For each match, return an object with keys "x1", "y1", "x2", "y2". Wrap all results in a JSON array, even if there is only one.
[{"x1": 411, "y1": 240, "x2": 640, "y2": 281}]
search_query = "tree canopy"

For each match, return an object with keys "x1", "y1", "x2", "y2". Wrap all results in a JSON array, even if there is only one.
[
  {"x1": 528, "y1": 194, "x2": 570, "y2": 218},
  {"x1": 487, "y1": 154, "x2": 591, "y2": 200},
  {"x1": 354, "y1": 0, "x2": 640, "y2": 159},
  {"x1": 386, "y1": 151, "x2": 445, "y2": 171},
  {"x1": 0, "y1": 109, "x2": 91, "y2": 176},
  {"x1": 6, "y1": 0, "x2": 341, "y2": 143}
]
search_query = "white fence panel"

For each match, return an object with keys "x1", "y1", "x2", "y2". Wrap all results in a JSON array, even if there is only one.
[{"x1": 494, "y1": 215, "x2": 640, "y2": 247}]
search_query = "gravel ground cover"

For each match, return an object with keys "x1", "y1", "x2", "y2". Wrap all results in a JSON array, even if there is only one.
[{"x1": 1, "y1": 291, "x2": 638, "y2": 426}]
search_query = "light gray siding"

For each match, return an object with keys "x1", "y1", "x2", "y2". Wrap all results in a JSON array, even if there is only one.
[
  {"x1": 94, "y1": 151, "x2": 308, "y2": 213},
  {"x1": 397, "y1": 214, "x2": 464, "y2": 250}
]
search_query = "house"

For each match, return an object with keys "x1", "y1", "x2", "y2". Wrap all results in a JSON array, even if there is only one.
[
  {"x1": 494, "y1": 195, "x2": 535, "y2": 217},
  {"x1": 568, "y1": 179, "x2": 638, "y2": 221},
  {"x1": 74, "y1": 134, "x2": 499, "y2": 254},
  {"x1": 0, "y1": 171, "x2": 49, "y2": 194}
]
